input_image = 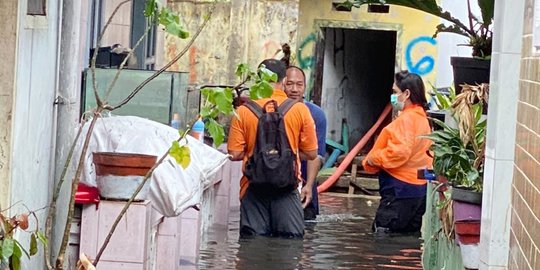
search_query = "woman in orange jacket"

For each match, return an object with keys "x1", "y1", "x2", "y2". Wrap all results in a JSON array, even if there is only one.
[{"x1": 362, "y1": 71, "x2": 433, "y2": 234}]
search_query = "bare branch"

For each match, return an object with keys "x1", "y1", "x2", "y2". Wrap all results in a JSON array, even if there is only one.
[
  {"x1": 93, "y1": 129, "x2": 191, "y2": 267},
  {"x1": 90, "y1": 0, "x2": 132, "y2": 109},
  {"x1": 44, "y1": 120, "x2": 85, "y2": 270},
  {"x1": 55, "y1": 112, "x2": 101, "y2": 270},
  {"x1": 110, "y1": 3, "x2": 216, "y2": 110},
  {"x1": 103, "y1": 23, "x2": 153, "y2": 101}
]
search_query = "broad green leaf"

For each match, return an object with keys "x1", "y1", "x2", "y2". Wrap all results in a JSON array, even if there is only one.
[
  {"x1": 2, "y1": 239, "x2": 14, "y2": 259},
  {"x1": 235, "y1": 63, "x2": 250, "y2": 77},
  {"x1": 200, "y1": 106, "x2": 214, "y2": 118},
  {"x1": 14, "y1": 240, "x2": 29, "y2": 259},
  {"x1": 213, "y1": 88, "x2": 234, "y2": 115},
  {"x1": 158, "y1": 7, "x2": 189, "y2": 39},
  {"x1": 169, "y1": 141, "x2": 191, "y2": 169},
  {"x1": 258, "y1": 67, "x2": 278, "y2": 83},
  {"x1": 36, "y1": 231, "x2": 48, "y2": 246},
  {"x1": 477, "y1": 0, "x2": 494, "y2": 26},
  {"x1": 29, "y1": 234, "x2": 37, "y2": 256},
  {"x1": 11, "y1": 254, "x2": 20, "y2": 270},
  {"x1": 206, "y1": 118, "x2": 225, "y2": 147}
]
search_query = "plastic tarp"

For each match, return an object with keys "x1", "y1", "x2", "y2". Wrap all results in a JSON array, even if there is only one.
[{"x1": 74, "y1": 115, "x2": 229, "y2": 217}]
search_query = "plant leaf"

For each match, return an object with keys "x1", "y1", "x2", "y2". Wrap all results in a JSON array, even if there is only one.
[
  {"x1": 477, "y1": 0, "x2": 494, "y2": 27},
  {"x1": 169, "y1": 141, "x2": 191, "y2": 169},
  {"x1": 235, "y1": 63, "x2": 250, "y2": 78},
  {"x1": 258, "y1": 67, "x2": 278, "y2": 83},
  {"x1": 29, "y1": 234, "x2": 37, "y2": 256},
  {"x1": 11, "y1": 253, "x2": 21, "y2": 270},
  {"x1": 213, "y1": 88, "x2": 234, "y2": 115},
  {"x1": 206, "y1": 118, "x2": 225, "y2": 147},
  {"x1": 2, "y1": 238, "x2": 14, "y2": 260},
  {"x1": 36, "y1": 231, "x2": 48, "y2": 246}
]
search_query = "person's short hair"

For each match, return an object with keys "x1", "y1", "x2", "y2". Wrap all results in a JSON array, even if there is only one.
[
  {"x1": 259, "y1": 59, "x2": 286, "y2": 82},
  {"x1": 286, "y1": 66, "x2": 306, "y2": 83}
]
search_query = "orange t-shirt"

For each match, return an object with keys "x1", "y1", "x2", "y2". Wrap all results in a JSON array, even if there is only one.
[
  {"x1": 362, "y1": 105, "x2": 433, "y2": 185},
  {"x1": 227, "y1": 90, "x2": 318, "y2": 198}
]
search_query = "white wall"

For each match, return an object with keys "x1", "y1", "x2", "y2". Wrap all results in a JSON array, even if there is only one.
[
  {"x1": 11, "y1": 0, "x2": 61, "y2": 269},
  {"x1": 436, "y1": 0, "x2": 477, "y2": 88}
]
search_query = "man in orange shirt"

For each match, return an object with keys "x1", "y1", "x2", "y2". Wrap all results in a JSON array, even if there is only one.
[{"x1": 228, "y1": 59, "x2": 318, "y2": 238}]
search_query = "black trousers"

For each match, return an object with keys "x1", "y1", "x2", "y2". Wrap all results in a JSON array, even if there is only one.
[
  {"x1": 374, "y1": 184, "x2": 426, "y2": 233},
  {"x1": 240, "y1": 186, "x2": 305, "y2": 238}
]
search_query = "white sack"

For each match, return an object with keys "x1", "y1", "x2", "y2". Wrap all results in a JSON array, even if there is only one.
[{"x1": 74, "y1": 115, "x2": 229, "y2": 216}]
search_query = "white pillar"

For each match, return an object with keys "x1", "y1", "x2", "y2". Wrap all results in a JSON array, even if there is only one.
[{"x1": 479, "y1": 0, "x2": 526, "y2": 269}]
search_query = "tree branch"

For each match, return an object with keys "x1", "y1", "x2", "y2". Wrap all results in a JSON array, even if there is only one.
[
  {"x1": 54, "y1": 112, "x2": 101, "y2": 270},
  {"x1": 109, "y1": 3, "x2": 216, "y2": 110},
  {"x1": 93, "y1": 128, "x2": 191, "y2": 266},
  {"x1": 103, "y1": 23, "x2": 152, "y2": 101},
  {"x1": 90, "y1": 0, "x2": 132, "y2": 108},
  {"x1": 44, "y1": 120, "x2": 85, "y2": 270}
]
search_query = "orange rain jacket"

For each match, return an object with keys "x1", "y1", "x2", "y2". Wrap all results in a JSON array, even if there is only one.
[{"x1": 362, "y1": 104, "x2": 432, "y2": 185}]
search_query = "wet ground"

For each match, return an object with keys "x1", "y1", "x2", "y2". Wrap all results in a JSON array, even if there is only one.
[{"x1": 198, "y1": 193, "x2": 423, "y2": 270}]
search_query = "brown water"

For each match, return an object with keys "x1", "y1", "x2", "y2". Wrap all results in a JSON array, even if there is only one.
[{"x1": 198, "y1": 193, "x2": 423, "y2": 270}]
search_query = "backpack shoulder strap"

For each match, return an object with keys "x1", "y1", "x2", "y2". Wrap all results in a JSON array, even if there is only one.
[
  {"x1": 243, "y1": 99, "x2": 263, "y2": 118},
  {"x1": 278, "y1": 98, "x2": 298, "y2": 116}
]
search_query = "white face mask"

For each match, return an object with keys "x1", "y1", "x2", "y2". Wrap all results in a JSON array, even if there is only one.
[{"x1": 390, "y1": 93, "x2": 405, "y2": 111}]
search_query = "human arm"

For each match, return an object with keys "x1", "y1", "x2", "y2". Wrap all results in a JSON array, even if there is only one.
[
  {"x1": 300, "y1": 103, "x2": 327, "y2": 208},
  {"x1": 300, "y1": 157, "x2": 322, "y2": 208},
  {"x1": 363, "y1": 116, "x2": 415, "y2": 170},
  {"x1": 227, "y1": 112, "x2": 246, "y2": 161}
]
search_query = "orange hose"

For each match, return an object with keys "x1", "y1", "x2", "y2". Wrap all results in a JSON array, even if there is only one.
[{"x1": 317, "y1": 104, "x2": 392, "y2": 193}]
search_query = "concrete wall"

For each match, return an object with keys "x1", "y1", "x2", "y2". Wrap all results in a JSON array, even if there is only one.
[
  {"x1": 321, "y1": 27, "x2": 395, "y2": 145},
  {"x1": 297, "y1": 0, "x2": 440, "y2": 100},
  {"x1": 508, "y1": 0, "x2": 540, "y2": 269},
  {"x1": 10, "y1": 1, "x2": 61, "y2": 269},
  {"x1": 165, "y1": 0, "x2": 299, "y2": 85},
  {"x1": 0, "y1": 0, "x2": 18, "y2": 210}
]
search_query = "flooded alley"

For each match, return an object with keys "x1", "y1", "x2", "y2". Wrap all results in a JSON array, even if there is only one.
[{"x1": 198, "y1": 194, "x2": 422, "y2": 270}]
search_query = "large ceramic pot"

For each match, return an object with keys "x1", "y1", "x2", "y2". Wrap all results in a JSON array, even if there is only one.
[
  {"x1": 93, "y1": 152, "x2": 157, "y2": 201},
  {"x1": 451, "y1": 57, "x2": 491, "y2": 94}
]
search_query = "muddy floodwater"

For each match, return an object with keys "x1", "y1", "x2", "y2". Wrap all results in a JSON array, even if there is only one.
[{"x1": 198, "y1": 193, "x2": 423, "y2": 270}]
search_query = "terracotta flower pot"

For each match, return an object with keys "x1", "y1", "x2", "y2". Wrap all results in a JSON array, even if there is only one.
[
  {"x1": 93, "y1": 152, "x2": 157, "y2": 176},
  {"x1": 92, "y1": 152, "x2": 157, "y2": 201}
]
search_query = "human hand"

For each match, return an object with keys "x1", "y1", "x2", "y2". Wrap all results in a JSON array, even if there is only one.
[{"x1": 300, "y1": 185, "x2": 312, "y2": 209}]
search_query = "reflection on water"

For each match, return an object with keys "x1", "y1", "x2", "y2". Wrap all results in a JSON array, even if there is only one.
[{"x1": 199, "y1": 193, "x2": 422, "y2": 270}]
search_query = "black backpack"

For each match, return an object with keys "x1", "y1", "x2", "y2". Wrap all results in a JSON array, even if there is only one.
[{"x1": 243, "y1": 98, "x2": 298, "y2": 191}]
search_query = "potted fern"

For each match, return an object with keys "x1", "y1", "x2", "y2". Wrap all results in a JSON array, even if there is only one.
[{"x1": 341, "y1": 0, "x2": 494, "y2": 93}]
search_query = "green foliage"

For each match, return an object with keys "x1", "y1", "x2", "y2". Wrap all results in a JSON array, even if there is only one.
[
  {"x1": 169, "y1": 141, "x2": 191, "y2": 169},
  {"x1": 423, "y1": 106, "x2": 486, "y2": 192},
  {"x1": 145, "y1": 0, "x2": 189, "y2": 39},
  {"x1": 206, "y1": 118, "x2": 225, "y2": 147},
  {"x1": 169, "y1": 63, "x2": 276, "y2": 169},
  {"x1": 430, "y1": 86, "x2": 456, "y2": 110},
  {"x1": 346, "y1": 0, "x2": 494, "y2": 58},
  {"x1": 0, "y1": 211, "x2": 47, "y2": 270}
]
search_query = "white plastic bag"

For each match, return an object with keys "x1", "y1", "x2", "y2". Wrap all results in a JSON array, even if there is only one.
[{"x1": 74, "y1": 115, "x2": 229, "y2": 216}]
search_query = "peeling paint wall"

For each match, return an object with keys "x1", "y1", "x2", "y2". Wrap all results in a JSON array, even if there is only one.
[
  {"x1": 166, "y1": 0, "x2": 299, "y2": 85},
  {"x1": 0, "y1": 0, "x2": 18, "y2": 210},
  {"x1": 297, "y1": 1, "x2": 441, "y2": 95}
]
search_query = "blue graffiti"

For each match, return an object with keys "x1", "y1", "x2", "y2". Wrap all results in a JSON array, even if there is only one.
[{"x1": 405, "y1": 36, "x2": 437, "y2": 76}]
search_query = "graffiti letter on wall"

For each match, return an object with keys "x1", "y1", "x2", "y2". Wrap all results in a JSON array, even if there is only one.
[
  {"x1": 298, "y1": 33, "x2": 316, "y2": 70},
  {"x1": 405, "y1": 36, "x2": 437, "y2": 76}
]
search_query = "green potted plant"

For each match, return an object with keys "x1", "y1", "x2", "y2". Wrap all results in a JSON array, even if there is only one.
[
  {"x1": 424, "y1": 83, "x2": 489, "y2": 203},
  {"x1": 341, "y1": 0, "x2": 494, "y2": 93}
]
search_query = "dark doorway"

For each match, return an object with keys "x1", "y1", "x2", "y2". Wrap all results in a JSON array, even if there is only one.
[{"x1": 316, "y1": 27, "x2": 397, "y2": 150}]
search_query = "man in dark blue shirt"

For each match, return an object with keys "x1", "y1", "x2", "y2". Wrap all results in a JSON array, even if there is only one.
[{"x1": 285, "y1": 66, "x2": 327, "y2": 220}]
